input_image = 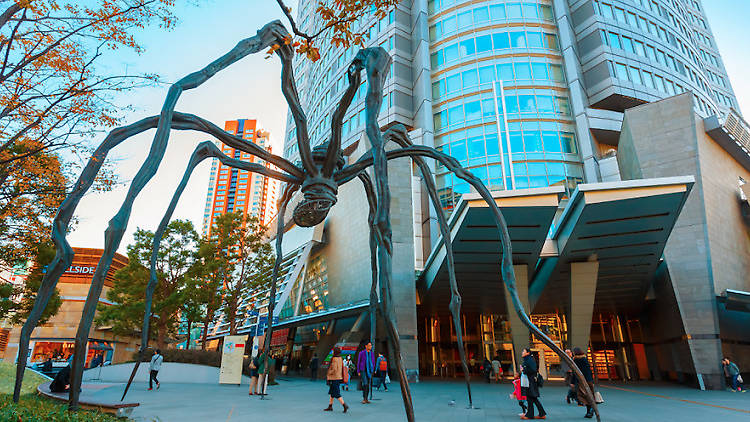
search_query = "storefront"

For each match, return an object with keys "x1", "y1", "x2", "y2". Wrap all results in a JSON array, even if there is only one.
[{"x1": 2, "y1": 247, "x2": 139, "y2": 366}]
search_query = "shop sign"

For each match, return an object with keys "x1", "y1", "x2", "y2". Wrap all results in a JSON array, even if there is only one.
[
  {"x1": 64, "y1": 265, "x2": 97, "y2": 275},
  {"x1": 270, "y1": 328, "x2": 289, "y2": 347}
]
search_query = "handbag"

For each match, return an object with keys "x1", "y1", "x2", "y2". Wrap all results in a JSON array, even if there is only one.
[
  {"x1": 385, "y1": 373, "x2": 391, "y2": 384},
  {"x1": 520, "y1": 373, "x2": 529, "y2": 387},
  {"x1": 737, "y1": 375, "x2": 743, "y2": 384},
  {"x1": 595, "y1": 391, "x2": 604, "y2": 404},
  {"x1": 536, "y1": 373, "x2": 545, "y2": 388}
]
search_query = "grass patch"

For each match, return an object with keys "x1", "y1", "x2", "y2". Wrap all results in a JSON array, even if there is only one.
[
  {"x1": 0, "y1": 394, "x2": 121, "y2": 421},
  {"x1": 0, "y1": 362, "x2": 121, "y2": 421},
  {"x1": 0, "y1": 361, "x2": 49, "y2": 395}
]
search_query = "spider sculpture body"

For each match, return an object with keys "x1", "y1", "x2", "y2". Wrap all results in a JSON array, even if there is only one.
[{"x1": 13, "y1": 20, "x2": 599, "y2": 422}]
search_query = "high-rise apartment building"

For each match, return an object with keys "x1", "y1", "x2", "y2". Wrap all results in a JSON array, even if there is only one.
[
  {"x1": 266, "y1": 0, "x2": 748, "y2": 389},
  {"x1": 202, "y1": 119, "x2": 279, "y2": 236}
]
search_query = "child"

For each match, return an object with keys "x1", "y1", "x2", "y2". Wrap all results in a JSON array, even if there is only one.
[{"x1": 511, "y1": 375, "x2": 528, "y2": 416}]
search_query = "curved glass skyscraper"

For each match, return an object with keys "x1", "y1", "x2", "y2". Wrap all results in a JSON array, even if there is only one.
[{"x1": 428, "y1": 0, "x2": 583, "y2": 208}]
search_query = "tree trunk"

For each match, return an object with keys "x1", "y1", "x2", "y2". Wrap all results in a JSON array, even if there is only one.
[
  {"x1": 156, "y1": 320, "x2": 167, "y2": 350},
  {"x1": 185, "y1": 319, "x2": 192, "y2": 350},
  {"x1": 201, "y1": 310, "x2": 210, "y2": 350}
]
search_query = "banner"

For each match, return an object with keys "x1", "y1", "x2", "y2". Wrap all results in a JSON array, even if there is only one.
[{"x1": 219, "y1": 335, "x2": 247, "y2": 385}]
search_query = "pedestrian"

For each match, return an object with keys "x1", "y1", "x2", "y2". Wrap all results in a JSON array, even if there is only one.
[
  {"x1": 248, "y1": 354, "x2": 260, "y2": 395},
  {"x1": 482, "y1": 357, "x2": 492, "y2": 383},
  {"x1": 375, "y1": 353, "x2": 389, "y2": 391},
  {"x1": 148, "y1": 349, "x2": 163, "y2": 391},
  {"x1": 310, "y1": 354, "x2": 320, "y2": 381},
  {"x1": 356, "y1": 341, "x2": 376, "y2": 404},
  {"x1": 323, "y1": 347, "x2": 350, "y2": 413},
  {"x1": 572, "y1": 347, "x2": 596, "y2": 418},
  {"x1": 520, "y1": 348, "x2": 546, "y2": 420},
  {"x1": 722, "y1": 357, "x2": 745, "y2": 392},
  {"x1": 563, "y1": 349, "x2": 579, "y2": 405},
  {"x1": 510, "y1": 374, "x2": 527, "y2": 416},
  {"x1": 342, "y1": 355, "x2": 353, "y2": 391},
  {"x1": 282, "y1": 355, "x2": 289, "y2": 375},
  {"x1": 491, "y1": 355, "x2": 502, "y2": 383}
]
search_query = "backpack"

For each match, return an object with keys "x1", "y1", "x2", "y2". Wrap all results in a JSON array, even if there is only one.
[{"x1": 379, "y1": 358, "x2": 387, "y2": 371}]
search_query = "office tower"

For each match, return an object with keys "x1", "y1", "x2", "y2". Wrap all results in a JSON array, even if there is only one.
[
  {"x1": 285, "y1": 0, "x2": 739, "y2": 196},
  {"x1": 275, "y1": 0, "x2": 748, "y2": 388},
  {"x1": 202, "y1": 119, "x2": 280, "y2": 236}
]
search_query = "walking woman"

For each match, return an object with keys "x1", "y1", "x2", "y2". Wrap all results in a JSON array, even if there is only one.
[
  {"x1": 520, "y1": 348, "x2": 546, "y2": 420},
  {"x1": 324, "y1": 347, "x2": 350, "y2": 413},
  {"x1": 572, "y1": 347, "x2": 596, "y2": 418}
]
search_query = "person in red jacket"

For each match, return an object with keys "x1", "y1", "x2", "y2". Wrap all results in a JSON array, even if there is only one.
[{"x1": 511, "y1": 374, "x2": 527, "y2": 416}]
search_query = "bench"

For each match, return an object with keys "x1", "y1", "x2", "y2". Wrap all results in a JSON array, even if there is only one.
[{"x1": 37, "y1": 382, "x2": 139, "y2": 418}]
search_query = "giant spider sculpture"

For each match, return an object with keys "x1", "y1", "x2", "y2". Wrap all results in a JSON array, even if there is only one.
[{"x1": 13, "y1": 20, "x2": 599, "y2": 421}]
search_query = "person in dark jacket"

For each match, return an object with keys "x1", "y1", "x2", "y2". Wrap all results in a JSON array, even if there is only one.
[
  {"x1": 49, "y1": 364, "x2": 71, "y2": 393},
  {"x1": 520, "y1": 348, "x2": 546, "y2": 420},
  {"x1": 572, "y1": 347, "x2": 596, "y2": 419}
]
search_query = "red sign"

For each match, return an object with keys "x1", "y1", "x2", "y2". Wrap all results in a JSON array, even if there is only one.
[
  {"x1": 270, "y1": 328, "x2": 289, "y2": 346},
  {"x1": 235, "y1": 344, "x2": 244, "y2": 348}
]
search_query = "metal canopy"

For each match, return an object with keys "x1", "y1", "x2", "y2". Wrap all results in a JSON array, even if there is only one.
[
  {"x1": 530, "y1": 177, "x2": 695, "y2": 315},
  {"x1": 418, "y1": 186, "x2": 565, "y2": 314},
  {"x1": 419, "y1": 177, "x2": 695, "y2": 317}
]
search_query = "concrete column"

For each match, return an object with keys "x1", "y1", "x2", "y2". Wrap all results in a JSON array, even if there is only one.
[
  {"x1": 505, "y1": 264, "x2": 530, "y2": 371},
  {"x1": 569, "y1": 261, "x2": 599, "y2": 351}
]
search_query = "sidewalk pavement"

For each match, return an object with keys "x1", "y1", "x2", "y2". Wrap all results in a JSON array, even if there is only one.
[{"x1": 88, "y1": 376, "x2": 750, "y2": 421}]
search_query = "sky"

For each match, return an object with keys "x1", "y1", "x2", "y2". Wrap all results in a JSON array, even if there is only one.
[{"x1": 66, "y1": 0, "x2": 750, "y2": 253}]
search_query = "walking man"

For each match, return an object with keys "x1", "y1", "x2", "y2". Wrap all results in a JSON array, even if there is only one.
[
  {"x1": 310, "y1": 354, "x2": 320, "y2": 381},
  {"x1": 722, "y1": 357, "x2": 745, "y2": 392},
  {"x1": 520, "y1": 348, "x2": 546, "y2": 420},
  {"x1": 357, "y1": 342, "x2": 376, "y2": 404},
  {"x1": 148, "y1": 349, "x2": 163, "y2": 391}
]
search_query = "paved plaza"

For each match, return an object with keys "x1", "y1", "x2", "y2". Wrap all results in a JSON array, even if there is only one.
[{"x1": 82, "y1": 376, "x2": 749, "y2": 421}]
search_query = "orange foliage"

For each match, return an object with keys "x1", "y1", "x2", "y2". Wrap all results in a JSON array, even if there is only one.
[
  {"x1": 0, "y1": 0, "x2": 176, "y2": 264},
  {"x1": 277, "y1": 0, "x2": 399, "y2": 62}
]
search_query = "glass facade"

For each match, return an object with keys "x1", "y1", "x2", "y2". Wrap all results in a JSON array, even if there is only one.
[{"x1": 429, "y1": 0, "x2": 583, "y2": 208}]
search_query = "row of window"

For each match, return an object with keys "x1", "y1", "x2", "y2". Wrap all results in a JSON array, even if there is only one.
[
  {"x1": 432, "y1": 61, "x2": 566, "y2": 100},
  {"x1": 595, "y1": 1, "x2": 708, "y2": 74},
  {"x1": 428, "y1": 2, "x2": 554, "y2": 42},
  {"x1": 436, "y1": 126, "x2": 579, "y2": 164},
  {"x1": 430, "y1": 30, "x2": 560, "y2": 70},
  {"x1": 606, "y1": 60, "x2": 724, "y2": 114},
  {"x1": 433, "y1": 92, "x2": 572, "y2": 131},
  {"x1": 600, "y1": 29, "x2": 715, "y2": 100}
]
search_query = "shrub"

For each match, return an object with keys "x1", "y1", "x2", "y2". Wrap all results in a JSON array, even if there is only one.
[{"x1": 133, "y1": 348, "x2": 221, "y2": 367}]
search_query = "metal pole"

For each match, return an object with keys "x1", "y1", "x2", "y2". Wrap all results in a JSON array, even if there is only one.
[
  {"x1": 497, "y1": 79, "x2": 515, "y2": 189},
  {"x1": 491, "y1": 82, "x2": 508, "y2": 187}
]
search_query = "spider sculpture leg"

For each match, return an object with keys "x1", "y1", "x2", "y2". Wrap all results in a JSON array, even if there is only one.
[
  {"x1": 355, "y1": 47, "x2": 416, "y2": 422},
  {"x1": 382, "y1": 127, "x2": 474, "y2": 408},
  {"x1": 358, "y1": 173, "x2": 380, "y2": 366},
  {"x1": 259, "y1": 183, "x2": 298, "y2": 395},
  {"x1": 118, "y1": 142, "x2": 300, "y2": 401},
  {"x1": 344, "y1": 144, "x2": 601, "y2": 422},
  {"x1": 61, "y1": 21, "x2": 294, "y2": 410}
]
